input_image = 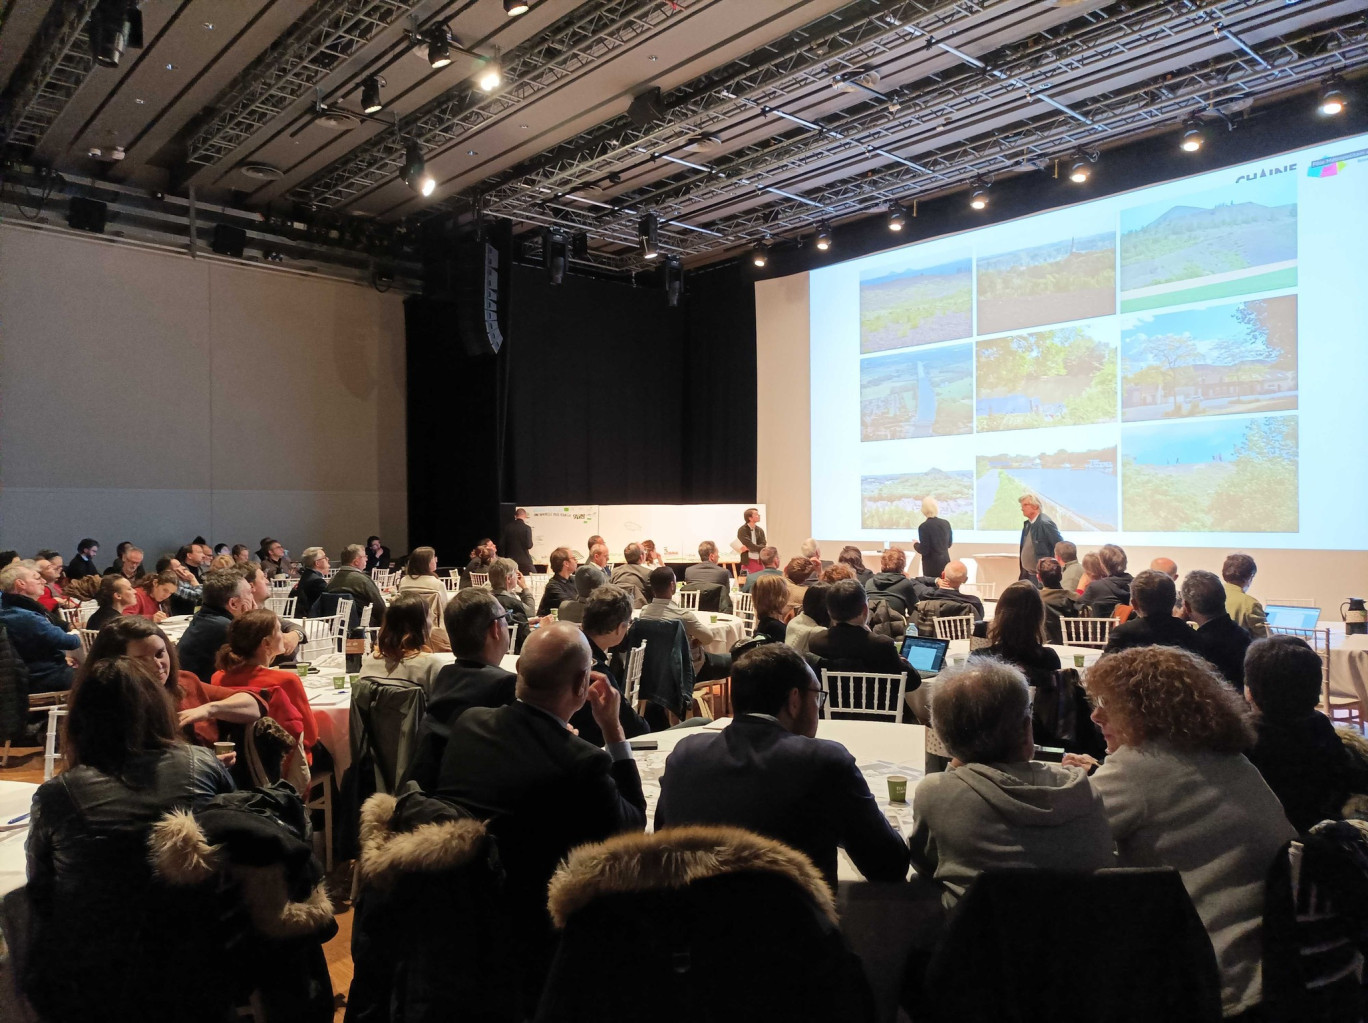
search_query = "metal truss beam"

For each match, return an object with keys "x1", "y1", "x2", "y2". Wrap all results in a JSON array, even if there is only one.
[{"x1": 0, "y1": 0, "x2": 101, "y2": 153}]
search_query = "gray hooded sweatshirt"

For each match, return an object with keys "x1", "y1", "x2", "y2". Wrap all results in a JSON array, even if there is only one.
[{"x1": 909, "y1": 761, "x2": 1115, "y2": 908}]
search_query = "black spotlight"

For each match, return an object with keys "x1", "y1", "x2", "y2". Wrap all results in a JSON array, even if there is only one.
[
  {"x1": 751, "y1": 241, "x2": 769, "y2": 268},
  {"x1": 211, "y1": 224, "x2": 247, "y2": 258},
  {"x1": 361, "y1": 75, "x2": 385, "y2": 114},
  {"x1": 663, "y1": 255, "x2": 683, "y2": 307},
  {"x1": 88, "y1": 0, "x2": 141, "y2": 68},
  {"x1": 543, "y1": 228, "x2": 568, "y2": 285},
  {"x1": 402, "y1": 141, "x2": 434, "y2": 196},
  {"x1": 638, "y1": 213, "x2": 660, "y2": 260},
  {"x1": 815, "y1": 222, "x2": 833, "y2": 251},
  {"x1": 427, "y1": 24, "x2": 452, "y2": 68},
  {"x1": 505, "y1": 0, "x2": 531, "y2": 14},
  {"x1": 887, "y1": 205, "x2": 906, "y2": 232},
  {"x1": 570, "y1": 231, "x2": 589, "y2": 259}
]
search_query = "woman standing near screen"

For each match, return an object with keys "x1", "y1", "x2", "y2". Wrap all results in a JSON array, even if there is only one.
[{"x1": 914, "y1": 497, "x2": 953, "y2": 579}]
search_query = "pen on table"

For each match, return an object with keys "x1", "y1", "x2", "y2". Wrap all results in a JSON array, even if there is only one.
[{"x1": 6, "y1": 812, "x2": 30, "y2": 825}]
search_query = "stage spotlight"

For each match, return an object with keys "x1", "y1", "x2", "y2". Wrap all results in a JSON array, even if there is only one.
[
  {"x1": 751, "y1": 242, "x2": 768, "y2": 268},
  {"x1": 505, "y1": 0, "x2": 531, "y2": 14},
  {"x1": 1068, "y1": 158, "x2": 1091, "y2": 184},
  {"x1": 89, "y1": 0, "x2": 139, "y2": 68},
  {"x1": 402, "y1": 141, "x2": 435, "y2": 197},
  {"x1": 477, "y1": 56, "x2": 502, "y2": 92},
  {"x1": 639, "y1": 213, "x2": 660, "y2": 260},
  {"x1": 543, "y1": 228, "x2": 568, "y2": 285},
  {"x1": 427, "y1": 24, "x2": 452, "y2": 68},
  {"x1": 815, "y1": 222, "x2": 832, "y2": 251},
  {"x1": 1180, "y1": 120, "x2": 1204, "y2": 152},
  {"x1": 887, "y1": 205, "x2": 906, "y2": 232},
  {"x1": 361, "y1": 76, "x2": 384, "y2": 114},
  {"x1": 969, "y1": 182, "x2": 989, "y2": 210},
  {"x1": 664, "y1": 255, "x2": 683, "y2": 307},
  {"x1": 1318, "y1": 82, "x2": 1346, "y2": 116}
]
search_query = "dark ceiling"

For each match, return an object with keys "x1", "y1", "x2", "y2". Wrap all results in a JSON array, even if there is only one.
[{"x1": 1, "y1": 0, "x2": 1365, "y2": 274}]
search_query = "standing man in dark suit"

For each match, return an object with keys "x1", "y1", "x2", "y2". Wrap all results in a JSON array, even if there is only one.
[
  {"x1": 808, "y1": 579, "x2": 916, "y2": 682},
  {"x1": 1018, "y1": 493, "x2": 1063, "y2": 583},
  {"x1": 500, "y1": 507, "x2": 535, "y2": 575},
  {"x1": 433, "y1": 623, "x2": 646, "y2": 1011},
  {"x1": 655, "y1": 643, "x2": 909, "y2": 890},
  {"x1": 1182, "y1": 569, "x2": 1253, "y2": 692},
  {"x1": 737, "y1": 507, "x2": 766, "y2": 576}
]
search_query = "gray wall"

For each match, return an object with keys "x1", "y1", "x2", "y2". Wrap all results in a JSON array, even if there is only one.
[{"x1": 0, "y1": 224, "x2": 408, "y2": 562}]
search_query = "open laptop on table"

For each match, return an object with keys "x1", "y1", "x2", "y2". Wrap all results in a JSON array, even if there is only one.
[
  {"x1": 1264, "y1": 605, "x2": 1321, "y2": 630},
  {"x1": 900, "y1": 634, "x2": 950, "y2": 679}
]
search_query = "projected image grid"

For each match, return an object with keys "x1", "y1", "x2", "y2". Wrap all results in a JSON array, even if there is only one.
[{"x1": 854, "y1": 178, "x2": 1301, "y2": 536}]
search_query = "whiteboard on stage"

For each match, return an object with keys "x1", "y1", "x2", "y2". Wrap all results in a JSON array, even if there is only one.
[
  {"x1": 518, "y1": 504, "x2": 764, "y2": 562},
  {"x1": 524, "y1": 506, "x2": 599, "y2": 560}
]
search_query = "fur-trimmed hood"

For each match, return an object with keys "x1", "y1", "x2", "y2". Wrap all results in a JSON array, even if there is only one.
[
  {"x1": 149, "y1": 809, "x2": 334, "y2": 938},
  {"x1": 546, "y1": 825, "x2": 837, "y2": 929},
  {"x1": 356, "y1": 792, "x2": 489, "y2": 891}
]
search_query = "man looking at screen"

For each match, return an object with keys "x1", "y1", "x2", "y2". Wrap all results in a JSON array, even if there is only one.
[
  {"x1": 1018, "y1": 494, "x2": 1063, "y2": 583},
  {"x1": 741, "y1": 546, "x2": 781, "y2": 593},
  {"x1": 1054, "y1": 541, "x2": 1081, "y2": 593},
  {"x1": 1222, "y1": 553, "x2": 1268, "y2": 638}
]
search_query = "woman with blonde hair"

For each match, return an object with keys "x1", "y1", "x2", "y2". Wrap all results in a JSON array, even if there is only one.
[
  {"x1": 1072, "y1": 647, "x2": 1294, "y2": 1017},
  {"x1": 914, "y1": 495, "x2": 953, "y2": 579},
  {"x1": 751, "y1": 573, "x2": 790, "y2": 642},
  {"x1": 359, "y1": 591, "x2": 445, "y2": 691}
]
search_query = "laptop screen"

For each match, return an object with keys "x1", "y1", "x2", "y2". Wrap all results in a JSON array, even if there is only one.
[
  {"x1": 1264, "y1": 605, "x2": 1320, "y2": 630},
  {"x1": 901, "y1": 635, "x2": 949, "y2": 672}
]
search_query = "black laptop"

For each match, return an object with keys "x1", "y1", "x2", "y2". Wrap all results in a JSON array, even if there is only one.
[{"x1": 900, "y1": 634, "x2": 950, "y2": 679}]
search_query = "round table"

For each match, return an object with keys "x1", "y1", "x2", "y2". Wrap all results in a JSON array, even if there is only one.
[
  {"x1": 0, "y1": 782, "x2": 37, "y2": 899},
  {"x1": 1327, "y1": 633, "x2": 1368, "y2": 706}
]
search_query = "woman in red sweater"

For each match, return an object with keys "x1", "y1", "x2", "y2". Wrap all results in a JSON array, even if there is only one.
[
  {"x1": 211, "y1": 608, "x2": 319, "y2": 754},
  {"x1": 123, "y1": 570, "x2": 178, "y2": 622}
]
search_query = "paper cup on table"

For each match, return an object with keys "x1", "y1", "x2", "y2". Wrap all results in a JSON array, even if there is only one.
[
  {"x1": 1074, "y1": 654, "x2": 1086, "y2": 668},
  {"x1": 333, "y1": 675, "x2": 347, "y2": 690},
  {"x1": 294, "y1": 661, "x2": 311, "y2": 677},
  {"x1": 213, "y1": 741, "x2": 235, "y2": 757},
  {"x1": 887, "y1": 775, "x2": 908, "y2": 804}
]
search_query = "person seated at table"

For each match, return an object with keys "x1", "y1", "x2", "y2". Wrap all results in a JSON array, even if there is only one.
[
  {"x1": 820, "y1": 563, "x2": 856, "y2": 585},
  {"x1": 66, "y1": 537, "x2": 101, "y2": 580},
  {"x1": 909, "y1": 657, "x2": 1114, "y2": 908},
  {"x1": 1101, "y1": 570, "x2": 1202, "y2": 657},
  {"x1": 582, "y1": 541, "x2": 610, "y2": 576},
  {"x1": 1222, "y1": 553, "x2": 1268, "y2": 638},
  {"x1": 1078, "y1": 544, "x2": 1132, "y2": 618},
  {"x1": 257, "y1": 537, "x2": 295, "y2": 579},
  {"x1": 326, "y1": 542, "x2": 387, "y2": 623},
  {"x1": 230, "y1": 544, "x2": 251, "y2": 565},
  {"x1": 863, "y1": 547, "x2": 920, "y2": 613},
  {"x1": 740, "y1": 545, "x2": 782, "y2": 593},
  {"x1": 123, "y1": 569, "x2": 177, "y2": 622},
  {"x1": 576, "y1": 586, "x2": 651, "y2": 746},
  {"x1": 639, "y1": 539, "x2": 664, "y2": 568},
  {"x1": 685, "y1": 540, "x2": 732, "y2": 590},
  {"x1": 466, "y1": 538, "x2": 497, "y2": 577},
  {"x1": 103, "y1": 544, "x2": 146, "y2": 583},
  {"x1": 1055, "y1": 540, "x2": 1082, "y2": 593},
  {"x1": 397, "y1": 545, "x2": 450, "y2": 616},
  {"x1": 85, "y1": 573, "x2": 138, "y2": 632},
  {"x1": 211, "y1": 608, "x2": 318, "y2": 762},
  {"x1": 640, "y1": 566, "x2": 732, "y2": 683},
  {"x1": 292, "y1": 546, "x2": 330, "y2": 616},
  {"x1": 981, "y1": 581, "x2": 1061, "y2": 688},
  {"x1": 0, "y1": 562, "x2": 82, "y2": 692},
  {"x1": 1243, "y1": 635, "x2": 1368, "y2": 832},
  {"x1": 1181, "y1": 569, "x2": 1252, "y2": 691},
  {"x1": 809, "y1": 579, "x2": 916, "y2": 684},
  {"x1": 1036, "y1": 557, "x2": 1077, "y2": 644},
  {"x1": 236, "y1": 563, "x2": 303, "y2": 665},
  {"x1": 837, "y1": 546, "x2": 873, "y2": 586},
  {"x1": 208, "y1": 552, "x2": 235, "y2": 572},
  {"x1": 782, "y1": 557, "x2": 811, "y2": 617},
  {"x1": 608, "y1": 543, "x2": 652, "y2": 609},
  {"x1": 177, "y1": 569, "x2": 257, "y2": 685},
  {"x1": 22, "y1": 655, "x2": 237, "y2": 1023},
  {"x1": 1074, "y1": 550, "x2": 1104, "y2": 597},
  {"x1": 365, "y1": 536, "x2": 391, "y2": 572},
  {"x1": 539, "y1": 547, "x2": 581, "y2": 616},
  {"x1": 405, "y1": 589, "x2": 518, "y2": 790},
  {"x1": 359, "y1": 592, "x2": 445, "y2": 692},
  {"x1": 33, "y1": 553, "x2": 76, "y2": 612},
  {"x1": 655, "y1": 643, "x2": 909, "y2": 891},
  {"x1": 556, "y1": 564, "x2": 605, "y2": 625},
  {"x1": 751, "y1": 573, "x2": 791, "y2": 642},
  {"x1": 786, "y1": 583, "x2": 830, "y2": 657},
  {"x1": 917, "y1": 561, "x2": 985, "y2": 621},
  {"x1": 490, "y1": 557, "x2": 541, "y2": 651},
  {"x1": 1077, "y1": 647, "x2": 1295, "y2": 1017}
]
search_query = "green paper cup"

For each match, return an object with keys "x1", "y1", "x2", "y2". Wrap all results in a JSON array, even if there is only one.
[
  {"x1": 887, "y1": 775, "x2": 908, "y2": 804},
  {"x1": 294, "y1": 661, "x2": 311, "y2": 677},
  {"x1": 333, "y1": 675, "x2": 346, "y2": 690},
  {"x1": 1073, "y1": 654, "x2": 1086, "y2": 669}
]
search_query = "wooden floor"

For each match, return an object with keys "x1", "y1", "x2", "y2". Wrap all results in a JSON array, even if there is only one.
[{"x1": 1, "y1": 744, "x2": 356, "y2": 1022}]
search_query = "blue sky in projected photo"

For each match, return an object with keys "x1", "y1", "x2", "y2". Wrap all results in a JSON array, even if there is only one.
[
  {"x1": 1120, "y1": 173, "x2": 1296, "y2": 233},
  {"x1": 1124, "y1": 417, "x2": 1260, "y2": 464},
  {"x1": 1122, "y1": 301, "x2": 1277, "y2": 362}
]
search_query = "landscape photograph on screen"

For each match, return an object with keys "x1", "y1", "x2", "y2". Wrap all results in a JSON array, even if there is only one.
[
  {"x1": 975, "y1": 324, "x2": 1118, "y2": 433},
  {"x1": 976, "y1": 231, "x2": 1116, "y2": 333},
  {"x1": 859, "y1": 251, "x2": 973, "y2": 353},
  {"x1": 975, "y1": 445, "x2": 1118, "y2": 531},
  {"x1": 861, "y1": 468, "x2": 974, "y2": 529},
  {"x1": 860, "y1": 343, "x2": 974, "y2": 440}
]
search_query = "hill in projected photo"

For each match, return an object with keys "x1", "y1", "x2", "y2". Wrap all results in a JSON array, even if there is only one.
[
  {"x1": 975, "y1": 324, "x2": 1118, "y2": 433},
  {"x1": 860, "y1": 344, "x2": 973, "y2": 441},
  {"x1": 1119, "y1": 176, "x2": 1297, "y2": 312},
  {"x1": 1121, "y1": 414, "x2": 1298, "y2": 532},
  {"x1": 1122, "y1": 295, "x2": 1298, "y2": 422},
  {"x1": 976, "y1": 446, "x2": 1117, "y2": 531},
  {"x1": 859, "y1": 255, "x2": 973, "y2": 353},
  {"x1": 861, "y1": 469, "x2": 973, "y2": 529},
  {"x1": 976, "y1": 231, "x2": 1116, "y2": 334}
]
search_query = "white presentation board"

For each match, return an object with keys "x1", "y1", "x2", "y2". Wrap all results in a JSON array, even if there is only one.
[{"x1": 520, "y1": 503, "x2": 765, "y2": 562}]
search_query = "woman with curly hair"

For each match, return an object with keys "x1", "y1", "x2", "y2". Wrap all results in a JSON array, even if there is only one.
[{"x1": 1071, "y1": 647, "x2": 1294, "y2": 1018}]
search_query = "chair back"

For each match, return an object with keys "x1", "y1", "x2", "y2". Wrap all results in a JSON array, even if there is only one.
[
  {"x1": 917, "y1": 868, "x2": 1222, "y2": 1023},
  {"x1": 78, "y1": 629, "x2": 99, "y2": 654},
  {"x1": 932, "y1": 615, "x2": 974, "y2": 641},
  {"x1": 270, "y1": 576, "x2": 294, "y2": 594},
  {"x1": 349, "y1": 677, "x2": 428, "y2": 797},
  {"x1": 1061, "y1": 616, "x2": 1118, "y2": 647},
  {"x1": 819, "y1": 669, "x2": 907, "y2": 722},
  {"x1": 961, "y1": 580, "x2": 996, "y2": 600},
  {"x1": 440, "y1": 572, "x2": 461, "y2": 592},
  {"x1": 469, "y1": 572, "x2": 490, "y2": 589},
  {"x1": 732, "y1": 591, "x2": 757, "y2": 636},
  {"x1": 677, "y1": 589, "x2": 700, "y2": 610},
  {"x1": 59, "y1": 605, "x2": 84, "y2": 628},
  {"x1": 623, "y1": 642, "x2": 647, "y2": 705},
  {"x1": 524, "y1": 573, "x2": 550, "y2": 606},
  {"x1": 264, "y1": 595, "x2": 296, "y2": 618},
  {"x1": 621, "y1": 618, "x2": 695, "y2": 717}
]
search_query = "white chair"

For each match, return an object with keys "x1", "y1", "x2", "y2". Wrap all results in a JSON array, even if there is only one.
[
  {"x1": 441, "y1": 574, "x2": 461, "y2": 592},
  {"x1": 961, "y1": 581, "x2": 996, "y2": 600},
  {"x1": 678, "y1": 589, "x2": 701, "y2": 610},
  {"x1": 507, "y1": 626, "x2": 518, "y2": 654},
  {"x1": 270, "y1": 576, "x2": 293, "y2": 595},
  {"x1": 470, "y1": 572, "x2": 490, "y2": 589},
  {"x1": 1269, "y1": 625, "x2": 1361, "y2": 729},
  {"x1": 933, "y1": 616, "x2": 975, "y2": 641},
  {"x1": 300, "y1": 613, "x2": 346, "y2": 660},
  {"x1": 623, "y1": 642, "x2": 647, "y2": 707},
  {"x1": 78, "y1": 599, "x2": 97, "y2": 624},
  {"x1": 265, "y1": 595, "x2": 296, "y2": 618},
  {"x1": 525, "y1": 573, "x2": 550, "y2": 607},
  {"x1": 734, "y1": 599, "x2": 757, "y2": 638},
  {"x1": 819, "y1": 669, "x2": 907, "y2": 723},
  {"x1": 1062, "y1": 617, "x2": 1118, "y2": 648},
  {"x1": 358, "y1": 602, "x2": 380, "y2": 649},
  {"x1": 78, "y1": 629, "x2": 99, "y2": 654},
  {"x1": 306, "y1": 773, "x2": 334, "y2": 873},
  {"x1": 59, "y1": 605, "x2": 84, "y2": 629},
  {"x1": 1, "y1": 689, "x2": 69, "y2": 768},
  {"x1": 43, "y1": 706, "x2": 68, "y2": 781}
]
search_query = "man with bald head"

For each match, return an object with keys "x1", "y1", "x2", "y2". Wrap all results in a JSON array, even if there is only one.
[
  {"x1": 1150, "y1": 557, "x2": 1178, "y2": 582},
  {"x1": 432, "y1": 623, "x2": 646, "y2": 1009}
]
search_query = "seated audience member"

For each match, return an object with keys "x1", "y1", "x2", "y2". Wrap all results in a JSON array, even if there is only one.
[
  {"x1": 1075, "y1": 550, "x2": 1104, "y2": 596},
  {"x1": 432, "y1": 623, "x2": 646, "y2": 1010},
  {"x1": 212, "y1": 543, "x2": 229, "y2": 558},
  {"x1": 799, "y1": 539, "x2": 824, "y2": 580},
  {"x1": 751, "y1": 574, "x2": 791, "y2": 642},
  {"x1": 490, "y1": 557, "x2": 538, "y2": 650},
  {"x1": 1151, "y1": 556, "x2": 1179, "y2": 582},
  {"x1": 230, "y1": 544, "x2": 250, "y2": 565},
  {"x1": 86, "y1": 574, "x2": 138, "y2": 632},
  {"x1": 685, "y1": 541, "x2": 732, "y2": 589},
  {"x1": 359, "y1": 592, "x2": 445, "y2": 691},
  {"x1": 176, "y1": 569, "x2": 255, "y2": 684},
  {"x1": 838, "y1": 546, "x2": 874, "y2": 586},
  {"x1": 1035, "y1": 557, "x2": 1077, "y2": 644},
  {"x1": 1181, "y1": 569, "x2": 1253, "y2": 691},
  {"x1": 292, "y1": 546, "x2": 330, "y2": 616},
  {"x1": 910, "y1": 657, "x2": 1113, "y2": 909},
  {"x1": 537, "y1": 547, "x2": 580, "y2": 616},
  {"x1": 405, "y1": 589, "x2": 518, "y2": 790},
  {"x1": 586, "y1": 535, "x2": 605, "y2": 556},
  {"x1": 740, "y1": 546, "x2": 782, "y2": 593},
  {"x1": 1081, "y1": 647, "x2": 1295, "y2": 1017},
  {"x1": 33, "y1": 554, "x2": 75, "y2": 612},
  {"x1": 1078, "y1": 544, "x2": 1132, "y2": 617},
  {"x1": 921, "y1": 560, "x2": 985, "y2": 620},
  {"x1": 556, "y1": 564, "x2": 605, "y2": 625},
  {"x1": 640, "y1": 566, "x2": 731, "y2": 682},
  {"x1": 864, "y1": 547, "x2": 920, "y2": 613},
  {"x1": 365, "y1": 536, "x2": 391, "y2": 572},
  {"x1": 466, "y1": 538, "x2": 496, "y2": 576},
  {"x1": 1054, "y1": 541, "x2": 1081, "y2": 593},
  {"x1": 106, "y1": 545, "x2": 146, "y2": 582},
  {"x1": 237, "y1": 564, "x2": 303, "y2": 663},
  {"x1": 785, "y1": 584, "x2": 830, "y2": 656},
  {"x1": 208, "y1": 553, "x2": 235, "y2": 572},
  {"x1": 66, "y1": 538, "x2": 101, "y2": 580},
  {"x1": 576, "y1": 586, "x2": 650, "y2": 746},
  {"x1": 87, "y1": 616, "x2": 264, "y2": 748},
  {"x1": 22, "y1": 656, "x2": 236, "y2": 1023},
  {"x1": 211, "y1": 609, "x2": 318, "y2": 757},
  {"x1": 820, "y1": 563, "x2": 856, "y2": 584},
  {"x1": 176, "y1": 543, "x2": 208, "y2": 583},
  {"x1": 782, "y1": 557, "x2": 812, "y2": 615},
  {"x1": 608, "y1": 543, "x2": 652, "y2": 609},
  {"x1": 257, "y1": 538, "x2": 295, "y2": 579},
  {"x1": 104, "y1": 541, "x2": 132, "y2": 575},
  {"x1": 1244, "y1": 635, "x2": 1368, "y2": 832},
  {"x1": 583, "y1": 542, "x2": 611, "y2": 575},
  {"x1": 0, "y1": 563, "x2": 81, "y2": 691},
  {"x1": 809, "y1": 579, "x2": 916, "y2": 683},
  {"x1": 124, "y1": 570, "x2": 178, "y2": 622},
  {"x1": 1222, "y1": 553, "x2": 1267, "y2": 637},
  {"x1": 981, "y1": 581, "x2": 1061, "y2": 688},
  {"x1": 639, "y1": 539, "x2": 664, "y2": 568},
  {"x1": 656, "y1": 643, "x2": 909, "y2": 890},
  {"x1": 1101, "y1": 570, "x2": 1202, "y2": 657},
  {"x1": 397, "y1": 545, "x2": 450, "y2": 616},
  {"x1": 326, "y1": 543, "x2": 387, "y2": 622}
]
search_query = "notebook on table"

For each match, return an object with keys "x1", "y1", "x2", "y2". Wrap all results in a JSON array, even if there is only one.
[{"x1": 900, "y1": 635, "x2": 950, "y2": 679}]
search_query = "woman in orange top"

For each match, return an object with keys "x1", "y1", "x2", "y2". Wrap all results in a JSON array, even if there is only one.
[
  {"x1": 211, "y1": 608, "x2": 318, "y2": 752},
  {"x1": 124, "y1": 570, "x2": 178, "y2": 622}
]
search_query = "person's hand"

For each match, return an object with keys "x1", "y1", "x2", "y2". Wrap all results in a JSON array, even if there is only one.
[
  {"x1": 171, "y1": 560, "x2": 193, "y2": 583},
  {"x1": 535, "y1": 614, "x2": 554, "y2": 629},
  {"x1": 153, "y1": 610, "x2": 168, "y2": 623},
  {"x1": 586, "y1": 672, "x2": 625, "y2": 744},
  {"x1": 1061, "y1": 753, "x2": 1100, "y2": 772},
  {"x1": 178, "y1": 705, "x2": 211, "y2": 726},
  {"x1": 280, "y1": 630, "x2": 301, "y2": 654},
  {"x1": 216, "y1": 751, "x2": 237, "y2": 768}
]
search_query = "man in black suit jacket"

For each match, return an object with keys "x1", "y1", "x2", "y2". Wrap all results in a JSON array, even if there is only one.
[
  {"x1": 575, "y1": 584, "x2": 651, "y2": 745},
  {"x1": 655, "y1": 644, "x2": 909, "y2": 889},
  {"x1": 1018, "y1": 494, "x2": 1064, "y2": 582},
  {"x1": 809, "y1": 579, "x2": 916, "y2": 683},
  {"x1": 433, "y1": 622, "x2": 646, "y2": 1010},
  {"x1": 500, "y1": 507, "x2": 535, "y2": 574},
  {"x1": 176, "y1": 569, "x2": 255, "y2": 683},
  {"x1": 1182, "y1": 569, "x2": 1253, "y2": 692},
  {"x1": 685, "y1": 541, "x2": 733, "y2": 590},
  {"x1": 537, "y1": 547, "x2": 579, "y2": 616},
  {"x1": 1101, "y1": 570, "x2": 1203, "y2": 657}
]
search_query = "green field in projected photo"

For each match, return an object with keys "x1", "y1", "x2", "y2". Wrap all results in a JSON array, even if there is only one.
[
  {"x1": 976, "y1": 231, "x2": 1116, "y2": 334},
  {"x1": 859, "y1": 255, "x2": 973, "y2": 353},
  {"x1": 861, "y1": 469, "x2": 974, "y2": 529}
]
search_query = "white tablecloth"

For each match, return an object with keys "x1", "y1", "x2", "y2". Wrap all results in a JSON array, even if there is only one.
[
  {"x1": 1328, "y1": 633, "x2": 1368, "y2": 704},
  {"x1": 0, "y1": 782, "x2": 38, "y2": 899}
]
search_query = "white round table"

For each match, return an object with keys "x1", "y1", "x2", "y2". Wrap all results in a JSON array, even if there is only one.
[{"x1": 0, "y1": 781, "x2": 37, "y2": 899}]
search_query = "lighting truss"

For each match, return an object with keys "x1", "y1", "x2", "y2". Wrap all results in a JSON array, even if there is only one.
[{"x1": 0, "y1": 0, "x2": 103, "y2": 153}]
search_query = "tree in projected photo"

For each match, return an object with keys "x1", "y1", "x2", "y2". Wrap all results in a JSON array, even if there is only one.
[
  {"x1": 975, "y1": 325, "x2": 1117, "y2": 433},
  {"x1": 861, "y1": 469, "x2": 973, "y2": 529}
]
